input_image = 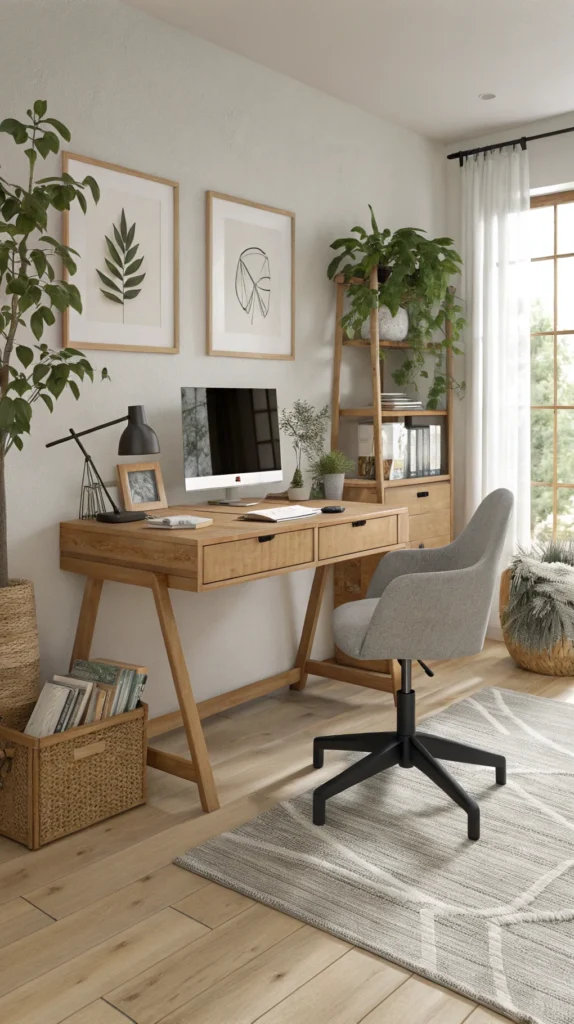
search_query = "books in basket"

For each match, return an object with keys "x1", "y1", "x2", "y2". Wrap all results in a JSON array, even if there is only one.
[{"x1": 24, "y1": 659, "x2": 147, "y2": 737}]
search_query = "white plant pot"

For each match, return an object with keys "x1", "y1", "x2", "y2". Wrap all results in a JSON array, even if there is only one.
[
  {"x1": 323, "y1": 474, "x2": 345, "y2": 500},
  {"x1": 361, "y1": 305, "x2": 409, "y2": 342},
  {"x1": 288, "y1": 484, "x2": 311, "y2": 501}
]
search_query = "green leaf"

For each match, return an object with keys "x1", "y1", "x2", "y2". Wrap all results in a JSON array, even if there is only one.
[
  {"x1": 113, "y1": 223, "x2": 126, "y2": 251},
  {"x1": 8, "y1": 377, "x2": 31, "y2": 397},
  {"x1": 125, "y1": 257, "x2": 143, "y2": 275},
  {"x1": 2, "y1": 197, "x2": 19, "y2": 221},
  {"x1": 120, "y1": 208, "x2": 128, "y2": 242},
  {"x1": 101, "y1": 290, "x2": 123, "y2": 304},
  {"x1": 126, "y1": 222, "x2": 136, "y2": 248},
  {"x1": 0, "y1": 118, "x2": 28, "y2": 144},
  {"x1": 125, "y1": 244, "x2": 139, "y2": 263},
  {"x1": 124, "y1": 273, "x2": 145, "y2": 289},
  {"x1": 11, "y1": 435, "x2": 24, "y2": 451},
  {"x1": 33, "y1": 99, "x2": 48, "y2": 117},
  {"x1": 123, "y1": 289, "x2": 142, "y2": 300},
  {"x1": 16, "y1": 344, "x2": 33, "y2": 368},
  {"x1": 0, "y1": 397, "x2": 15, "y2": 429},
  {"x1": 105, "y1": 236, "x2": 122, "y2": 267},
  {"x1": 33, "y1": 362, "x2": 50, "y2": 385},
  {"x1": 62, "y1": 282, "x2": 82, "y2": 313},
  {"x1": 44, "y1": 283, "x2": 68, "y2": 311},
  {"x1": 76, "y1": 191, "x2": 87, "y2": 215},
  {"x1": 68, "y1": 379, "x2": 80, "y2": 400},
  {"x1": 82, "y1": 175, "x2": 100, "y2": 203},
  {"x1": 104, "y1": 258, "x2": 122, "y2": 281},
  {"x1": 40, "y1": 393, "x2": 54, "y2": 412},
  {"x1": 40, "y1": 306, "x2": 55, "y2": 325},
  {"x1": 30, "y1": 310, "x2": 44, "y2": 340},
  {"x1": 96, "y1": 270, "x2": 121, "y2": 292},
  {"x1": 30, "y1": 250, "x2": 47, "y2": 278},
  {"x1": 43, "y1": 116, "x2": 71, "y2": 141},
  {"x1": 34, "y1": 135, "x2": 52, "y2": 159}
]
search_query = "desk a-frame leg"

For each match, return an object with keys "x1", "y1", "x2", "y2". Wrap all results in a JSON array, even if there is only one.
[
  {"x1": 290, "y1": 565, "x2": 329, "y2": 692},
  {"x1": 150, "y1": 576, "x2": 219, "y2": 813}
]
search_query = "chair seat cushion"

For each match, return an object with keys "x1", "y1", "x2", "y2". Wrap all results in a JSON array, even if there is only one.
[{"x1": 333, "y1": 598, "x2": 379, "y2": 659}]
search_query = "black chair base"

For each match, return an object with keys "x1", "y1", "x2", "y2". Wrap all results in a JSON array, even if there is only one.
[{"x1": 312, "y1": 662, "x2": 506, "y2": 841}]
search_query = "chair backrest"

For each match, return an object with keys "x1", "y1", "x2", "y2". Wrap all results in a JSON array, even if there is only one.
[
  {"x1": 359, "y1": 488, "x2": 515, "y2": 661},
  {"x1": 448, "y1": 487, "x2": 515, "y2": 574}
]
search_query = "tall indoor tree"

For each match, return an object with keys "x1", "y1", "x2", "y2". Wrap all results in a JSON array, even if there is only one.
[{"x1": 0, "y1": 100, "x2": 108, "y2": 589}]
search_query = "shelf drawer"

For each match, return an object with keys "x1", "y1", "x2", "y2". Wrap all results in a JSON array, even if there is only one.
[
  {"x1": 318, "y1": 515, "x2": 397, "y2": 562},
  {"x1": 408, "y1": 534, "x2": 451, "y2": 550},
  {"x1": 383, "y1": 481, "x2": 450, "y2": 515},
  {"x1": 408, "y1": 510, "x2": 451, "y2": 543},
  {"x1": 203, "y1": 529, "x2": 314, "y2": 584}
]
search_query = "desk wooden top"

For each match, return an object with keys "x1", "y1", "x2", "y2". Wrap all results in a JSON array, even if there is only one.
[{"x1": 60, "y1": 500, "x2": 408, "y2": 592}]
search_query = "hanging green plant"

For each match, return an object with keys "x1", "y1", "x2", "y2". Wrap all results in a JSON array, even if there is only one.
[
  {"x1": 327, "y1": 206, "x2": 466, "y2": 408},
  {"x1": 97, "y1": 208, "x2": 145, "y2": 320}
]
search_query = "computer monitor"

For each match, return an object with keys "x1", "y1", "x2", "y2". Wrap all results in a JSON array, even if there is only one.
[{"x1": 181, "y1": 387, "x2": 283, "y2": 492}]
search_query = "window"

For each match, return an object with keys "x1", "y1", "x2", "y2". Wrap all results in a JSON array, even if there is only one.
[{"x1": 529, "y1": 189, "x2": 574, "y2": 540}]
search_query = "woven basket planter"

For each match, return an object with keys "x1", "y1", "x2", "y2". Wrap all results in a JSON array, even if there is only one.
[
  {"x1": 500, "y1": 568, "x2": 574, "y2": 676},
  {"x1": 0, "y1": 580, "x2": 40, "y2": 730}
]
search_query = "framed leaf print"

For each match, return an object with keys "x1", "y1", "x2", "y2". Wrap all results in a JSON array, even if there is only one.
[
  {"x1": 63, "y1": 153, "x2": 179, "y2": 354},
  {"x1": 206, "y1": 191, "x2": 295, "y2": 359}
]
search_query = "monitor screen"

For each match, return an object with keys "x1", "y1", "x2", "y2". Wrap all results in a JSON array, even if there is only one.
[{"x1": 181, "y1": 387, "x2": 283, "y2": 491}]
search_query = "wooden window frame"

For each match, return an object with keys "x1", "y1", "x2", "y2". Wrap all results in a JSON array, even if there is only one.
[{"x1": 530, "y1": 189, "x2": 574, "y2": 538}]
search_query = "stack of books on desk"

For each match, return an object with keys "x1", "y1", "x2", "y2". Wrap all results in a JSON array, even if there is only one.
[
  {"x1": 381, "y1": 393, "x2": 423, "y2": 412},
  {"x1": 24, "y1": 659, "x2": 147, "y2": 737}
]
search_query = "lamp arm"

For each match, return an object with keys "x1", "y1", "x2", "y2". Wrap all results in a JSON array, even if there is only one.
[
  {"x1": 45, "y1": 414, "x2": 128, "y2": 448},
  {"x1": 68, "y1": 430, "x2": 121, "y2": 515}
]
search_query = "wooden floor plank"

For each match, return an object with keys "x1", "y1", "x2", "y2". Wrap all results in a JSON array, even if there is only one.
[
  {"x1": 0, "y1": 803, "x2": 187, "y2": 907},
  {"x1": 107, "y1": 903, "x2": 304, "y2": 1024},
  {"x1": 464, "y1": 1009, "x2": 511, "y2": 1024},
  {"x1": 173, "y1": 881, "x2": 254, "y2": 928},
  {"x1": 360, "y1": 976, "x2": 475, "y2": 1024},
  {"x1": 0, "y1": 897, "x2": 52, "y2": 950},
  {"x1": 253, "y1": 948, "x2": 409, "y2": 1024},
  {"x1": 151, "y1": 924, "x2": 352, "y2": 1024},
  {"x1": 0, "y1": 908, "x2": 206, "y2": 1024},
  {"x1": 0, "y1": 864, "x2": 209, "y2": 998},
  {"x1": 60, "y1": 1000, "x2": 131, "y2": 1024}
]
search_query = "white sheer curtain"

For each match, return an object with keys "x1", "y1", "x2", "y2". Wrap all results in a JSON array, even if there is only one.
[{"x1": 461, "y1": 146, "x2": 531, "y2": 624}]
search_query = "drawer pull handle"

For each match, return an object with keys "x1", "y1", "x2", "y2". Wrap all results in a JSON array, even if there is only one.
[
  {"x1": 258, "y1": 534, "x2": 276, "y2": 543},
  {"x1": 418, "y1": 543, "x2": 425, "y2": 549},
  {"x1": 352, "y1": 520, "x2": 367, "y2": 528},
  {"x1": 417, "y1": 491, "x2": 429, "y2": 498}
]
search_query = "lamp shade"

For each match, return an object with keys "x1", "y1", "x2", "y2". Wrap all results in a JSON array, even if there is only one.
[{"x1": 118, "y1": 405, "x2": 160, "y2": 456}]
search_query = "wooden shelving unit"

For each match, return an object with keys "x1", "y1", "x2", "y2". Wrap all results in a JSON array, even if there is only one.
[{"x1": 331, "y1": 271, "x2": 455, "y2": 685}]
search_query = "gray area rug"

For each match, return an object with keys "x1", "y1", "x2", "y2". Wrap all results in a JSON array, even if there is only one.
[{"x1": 175, "y1": 688, "x2": 574, "y2": 1024}]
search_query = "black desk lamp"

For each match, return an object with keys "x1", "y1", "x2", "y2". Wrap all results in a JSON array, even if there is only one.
[{"x1": 47, "y1": 405, "x2": 160, "y2": 523}]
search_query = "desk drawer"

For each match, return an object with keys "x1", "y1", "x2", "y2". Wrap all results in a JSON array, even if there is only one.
[
  {"x1": 318, "y1": 515, "x2": 397, "y2": 561},
  {"x1": 383, "y1": 481, "x2": 450, "y2": 515},
  {"x1": 408, "y1": 510, "x2": 451, "y2": 543},
  {"x1": 203, "y1": 529, "x2": 314, "y2": 584}
]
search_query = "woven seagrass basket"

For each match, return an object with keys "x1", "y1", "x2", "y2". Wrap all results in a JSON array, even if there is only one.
[
  {"x1": 499, "y1": 568, "x2": 574, "y2": 676},
  {"x1": 0, "y1": 704, "x2": 147, "y2": 849},
  {"x1": 0, "y1": 579, "x2": 40, "y2": 730}
]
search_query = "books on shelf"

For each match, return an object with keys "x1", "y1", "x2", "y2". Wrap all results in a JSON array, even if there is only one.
[
  {"x1": 406, "y1": 423, "x2": 443, "y2": 477},
  {"x1": 381, "y1": 392, "x2": 423, "y2": 411},
  {"x1": 24, "y1": 659, "x2": 148, "y2": 738}
]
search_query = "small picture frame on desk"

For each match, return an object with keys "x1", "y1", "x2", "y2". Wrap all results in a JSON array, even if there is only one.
[{"x1": 117, "y1": 461, "x2": 167, "y2": 512}]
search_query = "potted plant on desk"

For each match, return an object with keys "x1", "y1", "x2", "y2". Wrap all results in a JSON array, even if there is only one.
[
  {"x1": 279, "y1": 400, "x2": 329, "y2": 500},
  {"x1": 0, "y1": 102, "x2": 107, "y2": 728},
  {"x1": 312, "y1": 449, "x2": 355, "y2": 501}
]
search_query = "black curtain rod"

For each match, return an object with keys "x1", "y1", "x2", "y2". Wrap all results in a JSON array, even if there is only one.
[{"x1": 447, "y1": 124, "x2": 574, "y2": 165}]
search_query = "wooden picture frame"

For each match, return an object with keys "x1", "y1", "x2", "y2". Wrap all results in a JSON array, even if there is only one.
[
  {"x1": 117, "y1": 462, "x2": 168, "y2": 512},
  {"x1": 206, "y1": 191, "x2": 295, "y2": 360},
  {"x1": 63, "y1": 153, "x2": 179, "y2": 354}
]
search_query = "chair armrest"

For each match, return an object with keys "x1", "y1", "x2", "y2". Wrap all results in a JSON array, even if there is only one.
[
  {"x1": 361, "y1": 563, "x2": 491, "y2": 661},
  {"x1": 366, "y1": 541, "x2": 459, "y2": 599}
]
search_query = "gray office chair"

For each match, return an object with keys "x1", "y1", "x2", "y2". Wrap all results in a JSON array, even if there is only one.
[{"x1": 313, "y1": 488, "x2": 514, "y2": 841}]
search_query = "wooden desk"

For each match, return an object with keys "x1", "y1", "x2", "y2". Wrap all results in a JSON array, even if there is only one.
[{"x1": 60, "y1": 499, "x2": 408, "y2": 812}]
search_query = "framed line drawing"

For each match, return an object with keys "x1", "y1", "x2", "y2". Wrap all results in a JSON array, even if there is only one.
[
  {"x1": 63, "y1": 152, "x2": 179, "y2": 354},
  {"x1": 116, "y1": 461, "x2": 168, "y2": 512},
  {"x1": 206, "y1": 191, "x2": 295, "y2": 359}
]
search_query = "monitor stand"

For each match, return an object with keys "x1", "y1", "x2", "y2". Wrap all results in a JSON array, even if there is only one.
[{"x1": 209, "y1": 488, "x2": 261, "y2": 507}]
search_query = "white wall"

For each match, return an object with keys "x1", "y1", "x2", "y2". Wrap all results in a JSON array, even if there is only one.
[
  {"x1": 446, "y1": 111, "x2": 574, "y2": 533},
  {"x1": 1, "y1": 0, "x2": 446, "y2": 715}
]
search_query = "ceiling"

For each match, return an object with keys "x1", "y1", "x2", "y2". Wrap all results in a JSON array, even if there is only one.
[{"x1": 121, "y1": 0, "x2": 574, "y2": 142}]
